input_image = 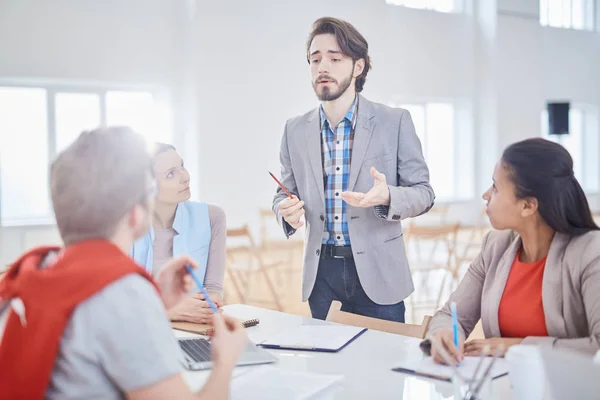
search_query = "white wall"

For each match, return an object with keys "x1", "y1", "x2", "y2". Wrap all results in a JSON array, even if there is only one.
[
  {"x1": 0, "y1": 0, "x2": 187, "y2": 265},
  {"x1": 0, "y1": 0, "x2": 180, "y2": 82},
  {"x1": 1, "y1": 0, "x2": 599, "y2": 265},
  {"x1": 194, "y1": 0, "x2": 475, "y2": 231}
]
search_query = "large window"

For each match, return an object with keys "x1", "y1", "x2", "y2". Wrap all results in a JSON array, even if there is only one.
[
  {"x1": 385, "y1": 0, "x2": 462, "y2": 13},
  {"x1": 389, "y1": 102, "x2": 471, "y2": 201},
  {"x1": 540, "y1": 0, "x2": 596, "y2": 30},
  {"x1": 541, "y1": 106, "x2": 599, "y2": 192},
  {"x1": 0, "y1": 83, "x2": 172, "y2": 225}
]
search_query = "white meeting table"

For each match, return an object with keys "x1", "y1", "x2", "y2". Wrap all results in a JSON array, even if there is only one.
[{"x1": 177, "y1": 304, "x2": 513, "y2": 399}]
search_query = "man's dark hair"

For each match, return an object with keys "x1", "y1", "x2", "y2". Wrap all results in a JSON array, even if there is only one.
[{"x1": 306, "y1": 17, "x2": 371, "y2": 92}]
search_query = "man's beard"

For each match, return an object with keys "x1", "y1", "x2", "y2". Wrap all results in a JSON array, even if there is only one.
[{"x1": 313, "y1": 73, "x2": 353, "y2": 101}]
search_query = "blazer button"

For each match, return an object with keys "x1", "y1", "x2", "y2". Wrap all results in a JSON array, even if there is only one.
[
  {"x1": 316, "y1": 249, "x2": 320, "y2": 256},
  {"x1": 320, "y1": 215, "x2": 324, "y2": 221}
]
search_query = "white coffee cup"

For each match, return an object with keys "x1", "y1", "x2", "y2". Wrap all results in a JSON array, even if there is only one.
[{"x1": 505, "y1": 345, "x2": 547, "y2": 400}]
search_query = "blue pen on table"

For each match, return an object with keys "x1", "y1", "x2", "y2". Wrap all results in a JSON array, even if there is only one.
[
  {"x1": 450, "y1": 301, "x2": 460, "y2": 365},
  {"x1": 185, "y1": 265, "x2": 218, "y2": 313}
]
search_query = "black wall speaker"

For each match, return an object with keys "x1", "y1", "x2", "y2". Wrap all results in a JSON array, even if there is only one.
[{"x1": 547, "y1": 102, "x2": 570, "y2": 135}]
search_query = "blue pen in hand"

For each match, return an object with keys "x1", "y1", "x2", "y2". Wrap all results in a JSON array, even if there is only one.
[
  {"x1": 450, "y1": 301, "x2": 460, "y2": 365},
  {"x1": 185, "y1": 265, "x2": 218, "y2": 313}
]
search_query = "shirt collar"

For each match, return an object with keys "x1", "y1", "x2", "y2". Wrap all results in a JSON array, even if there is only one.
[{"x1": 319, "y1": 95, "x2": 358, "y2": 131}]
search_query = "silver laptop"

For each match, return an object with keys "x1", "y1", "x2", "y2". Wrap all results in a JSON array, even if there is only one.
[
  {"x1": 178, "y1": 337, "x2": 278, "y2": 371},
  {"x1": 541, "y1": 348, "x2": 600, "y2": 400}
]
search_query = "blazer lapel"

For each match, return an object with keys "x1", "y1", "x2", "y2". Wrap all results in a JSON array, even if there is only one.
[
  {"x1": 348, "y1": 95, "x2": 375, "y2": 192},
  {"x1": 305, "y1": 108, "x2": 325, "y2": 205},
  {"x1": 542, "y1": 233, "x2": 569, "y2": 338},
  {"x1": 484, "y1": 233, "x2": 521, "y2": 337}
]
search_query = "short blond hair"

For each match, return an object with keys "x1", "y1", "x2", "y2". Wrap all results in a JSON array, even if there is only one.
[{"x1": 50, "y1": 126, "x2": 151, "y2": 245}]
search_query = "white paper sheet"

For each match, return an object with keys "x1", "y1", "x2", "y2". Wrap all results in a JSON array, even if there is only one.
[
  {"x1": 231, "y1": 365, "x2": 344, "y2": 400},
  {"x1": 260, "y1": 325, "x2": 365, "y2": 351},
  {"x1": 393, "y1": 356, "x2": 509, "y2": 382}
]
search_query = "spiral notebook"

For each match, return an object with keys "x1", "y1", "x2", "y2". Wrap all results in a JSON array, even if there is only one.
[{"x1": 171, "y1": 318, "x2": 260, "y2": 335}]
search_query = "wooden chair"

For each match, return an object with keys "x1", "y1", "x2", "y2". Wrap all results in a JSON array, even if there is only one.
[
  {"x1": 225, "y1": 225, "x2": 284, "y2": 311},
  {"x1": 456, "y1": 207, "x2": 490, "y2": 271},
  {"x1": 404, "y1": 222, "x2": 461, "y2": 322},
  {"x1": 409, "y1": 204, "x2": 449, "y2": 227},
  {"x1": 326, "y1": 301, "x2": 432, "y2": 339},
  {"x1": 426, "y1": 204, "x2": 449, "y2": 223},
  {"x1": 258, "y1": 209, "x2": 303, "y2": 286}
]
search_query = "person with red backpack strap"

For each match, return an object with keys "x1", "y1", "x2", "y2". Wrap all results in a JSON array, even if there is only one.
[{"x1": 0, "y1": 126, "x2": 247, "y2": 400}]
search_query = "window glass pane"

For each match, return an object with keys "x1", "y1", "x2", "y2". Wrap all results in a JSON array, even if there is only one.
[
  {"x1": 434, "y1": 0, "x2": 455, "y2": 13},
  {"x1": 426, "y1": 103, "x2": 454, "y2": 199},
  {"x1": 561, "y1": 0, "x2": 573, "y2": 27},
  {"x1": 582, "y1": 109, "x2": 599, "y2": 192},
  {"x1": 55, "y1": 92, "x2": 101, "y2": 153},
  {"x1": 541, "y1": 108, "x2": 597, "y2": 192},
  {"x1": 106, "y1": 91, "x2": 171, "y2": 145},
  {"x1": 563, "y1": 108, "x2": 583, "y2": 185},
  {"x1": 0, "y1": 87, "x2": 50, "y2": 221},
  {"x1": 386, "y1": 0, "x2": 458, "y2": 12},
  {"x1": 540, "y1": 0, "x2": 549, "y2": 25},
  {"x1": 548, "y1": 0, "x2": 566, "y2": 27},
  {"x1": 570, "y1": 0, "x2": 585, "y2": 29},
  {"x1": 541, "y1": 0, "x2": 593, "y2": 29}
]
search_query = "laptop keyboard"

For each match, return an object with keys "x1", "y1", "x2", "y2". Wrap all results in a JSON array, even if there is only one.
[{"x1": 179, "y1": 338, "x2": 212, "y2": 363}]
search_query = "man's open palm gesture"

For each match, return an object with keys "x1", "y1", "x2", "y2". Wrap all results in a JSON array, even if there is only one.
[{"x1": 341, "y1": 167, "x2": 390, "y2": 208}]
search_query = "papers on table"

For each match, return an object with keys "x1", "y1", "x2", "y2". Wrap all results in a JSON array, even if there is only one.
[
  {"x1": 231, "y1": 365, "x2": 344, "y2": 400},
  {"x1": 392, "y1": 356, "x2": 509, "y2": 382},
  {"x1": 259, "y1": 325, "x2": 367, "y2": 352}
]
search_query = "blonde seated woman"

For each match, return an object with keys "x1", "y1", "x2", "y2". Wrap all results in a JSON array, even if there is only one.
[
  {"x1": 428, "y1": 138, "x2": 600, "y2": 364},
  {"x1": 131, "y1": 143, "x2": 226, "y2": 324}
]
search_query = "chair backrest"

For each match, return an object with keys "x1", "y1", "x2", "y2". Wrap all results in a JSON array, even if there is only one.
[
  {"x1": 428, "y1": 204, "x2": 449, "y2": 217},
  {"x1": 226, "y1": 225, "x2": 256, "y2": 248},
  {"x1": 326, "y1": 301, "x2": 432, "y2": 339},
  {"x1": 409, "y1": 204, "x2": 449, "y2": 226},
  {"x1": 258, "y1": 208, "x2": 304, "y2": 249},
  {"x1": 404, "y1": 222, "x2": 460, "y2": 238},
  {"x1": 258, "y1": 208, "x2": 277, "y2": 248},
  {"x1": 404, "y1": 223, "x2": 461, "y2": 264}
]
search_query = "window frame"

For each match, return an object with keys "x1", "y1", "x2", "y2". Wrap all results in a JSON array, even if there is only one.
[
  {"x1": 0, "y1": 78, "x2": 172, "y2": 227},
  {"x1": 540, "y1": 103, "x2": 600, "y2": 194},
  {"x1": 539, "y1": 0, "x2": 596, "y2": 31},
  {"x1": 388, "y1": 98, "x2": 472, "y2": 202},
  {"x1": 385, "y1": 0, "x2": 464, "y2": 13}
]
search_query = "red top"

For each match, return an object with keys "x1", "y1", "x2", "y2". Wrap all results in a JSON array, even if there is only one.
[
  {"x1": 498, "y1": 251, "x2": 549, "y2": 338},
  {"x1": 0, "y1": 240, "x2": 157, "y2": 400}
]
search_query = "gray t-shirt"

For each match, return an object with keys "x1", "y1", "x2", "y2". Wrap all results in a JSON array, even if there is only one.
[{"x1": 46, "y1": 274, "x2": 183, "y2": 399}]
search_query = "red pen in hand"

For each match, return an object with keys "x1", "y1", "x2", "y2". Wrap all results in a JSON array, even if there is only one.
[{"x1": 268, "y1": 171, "x2": 293, "y2": 198}]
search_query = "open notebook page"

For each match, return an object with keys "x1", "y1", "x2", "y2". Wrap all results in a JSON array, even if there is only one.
[
  {"x1": 393, "y1": 356, "x2": 509, "y2": 382},
  {"x1": 260, "y1": 325, "x2": 365, "y2": 350}
]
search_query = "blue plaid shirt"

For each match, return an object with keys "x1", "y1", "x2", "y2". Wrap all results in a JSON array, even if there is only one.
[{"x1": 320, "y1": 96, "x2": 358, "y2": 245}]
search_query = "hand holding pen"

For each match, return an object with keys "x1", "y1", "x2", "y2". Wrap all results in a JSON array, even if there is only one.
[
  {"x1": 154, "y1": 255, "x2": 198, "y2": 310},
  {"x1": 270, "y1": 171, "x2": 305, "y2": 229},
  {"x1": 185, "y1": 265, "x2": 219, "y2": 313},
  {"x1": 431, "y1": 302, "x2": 465, "y2": 366}
]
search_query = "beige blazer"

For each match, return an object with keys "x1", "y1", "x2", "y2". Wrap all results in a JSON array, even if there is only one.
[{"x1": 428, "y1": 229, "x2": 600, "y2": 355}]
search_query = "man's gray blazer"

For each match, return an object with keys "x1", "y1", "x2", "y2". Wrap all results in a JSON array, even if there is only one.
[{"x1": 272, "y1": 95, "x2": 435, "y2": 305}]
